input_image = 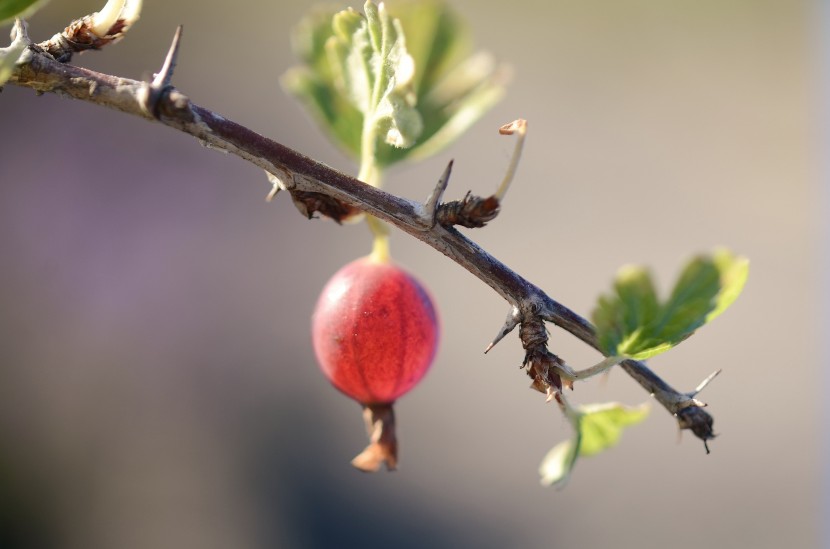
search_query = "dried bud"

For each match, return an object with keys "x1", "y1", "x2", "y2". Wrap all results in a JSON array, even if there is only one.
[
  {"x1": 38, "y1": 0, "x2": 142, "y2": 62},
  {"x1": 288, "y1": 190, "x2": 361, "y2": 223},
  {"x1": 436, "y1": 192, "x2": 500, "y2": 228},
  {"x1": 519, "y1": 317, "x2": 565, "y2": 393}
]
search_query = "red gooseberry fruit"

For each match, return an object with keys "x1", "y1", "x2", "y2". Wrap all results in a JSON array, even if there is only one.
[{"x1": 311, "y1": 255, "x2": 439, "y2": 472}]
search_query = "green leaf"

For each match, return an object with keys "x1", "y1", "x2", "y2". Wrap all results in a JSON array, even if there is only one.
[
  {"x1": 289, "y1": 0, "x2": 422, "y2": 158},
  {"x1": 282, "y1": 6, "x2": 364, "y2": 159},
  {"x1": 578, "y1": 402, "x2": 650, "y2": 456},
  {"x1": 593, "y1": 249, "x2": 749, "y2": 361},
  {"x1": 538, "y1": 438, "x2": 579, "y2": 488},
  {"x1": 283, "y1": 0, "x2": 507, "y2": 168},
  {"x1": 540, "y1": 403, "x2": 649, "y2": 488},
  {"x1": 0, "y1": 0, "x2": 47, "y2": 25}
]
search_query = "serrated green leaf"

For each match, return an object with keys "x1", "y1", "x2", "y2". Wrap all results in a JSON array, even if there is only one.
[
  {"x1": 540, "y1": 403, "x2": 649, "y2": 488},
  {"x1": 593, "y1": 249, "x2": 749, "y2": 361},
  {"x1": 707, "y1": 249, "x2": 749, "y2": 322},
  {"x1": 578, "y1": 402, "x2": 650, "y2": 456},
  {"x1": 0, "y1": 0, "x2": 47, "y2": 25},
  {"x1": 283, "y1": 6, "x2": 365, "y2": 158},
  {"x1": 283, "y1": 0, "x2": 506, "y2": 168},
  {"x1": 317, "y1": 1, "x2": 422, "y2": 151}
]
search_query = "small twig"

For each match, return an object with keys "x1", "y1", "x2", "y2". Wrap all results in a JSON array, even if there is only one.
[
  {"x1": 494, "y1": 118, "x2": 527, "y2": 201},
  {"x1": 434, "y1": 119, "x2": 526, "y2": 229}
]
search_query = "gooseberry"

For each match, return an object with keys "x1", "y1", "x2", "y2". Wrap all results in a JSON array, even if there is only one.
[{"x1": 312, "y1": 256, "x2": 439, "y2": 471}]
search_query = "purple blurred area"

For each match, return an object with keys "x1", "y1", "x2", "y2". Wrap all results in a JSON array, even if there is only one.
[{"x1": 0, "y1": 1, "x2": 819, "y2": 548}]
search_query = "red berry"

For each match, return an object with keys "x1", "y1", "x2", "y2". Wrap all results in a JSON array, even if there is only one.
[{"x1": 312, "y1": 257, "x2": 439, "y2": 405}]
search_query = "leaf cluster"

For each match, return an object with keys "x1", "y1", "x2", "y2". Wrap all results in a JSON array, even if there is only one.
[{"x1": 282, "y1": 0, "x2": 506, "y2": 167}]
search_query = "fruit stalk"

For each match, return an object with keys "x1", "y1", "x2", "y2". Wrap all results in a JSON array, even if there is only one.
[{"x1": 351, "y1": 403, "x2": 397, "y2": 472}]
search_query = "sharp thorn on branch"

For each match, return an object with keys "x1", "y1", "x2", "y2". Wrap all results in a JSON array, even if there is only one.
[
  {"x1": 690, "y1": 368, "x2": 722, "y2": 397},
  {"x1": 422, "y1": 160, "x2": 453, "y2": 228},
  {"x1": 485, "y1": 308, "x2": 521, "y2": 353},
  {"x1": 153, "y1": 25, "x2": 182, "y2": 90},
  {"x1": 139, "y1": 25, "x2": 183, "y2": 118},
  {"x1": 265, "y1": 171, "x2": 285, "y2": 202}
]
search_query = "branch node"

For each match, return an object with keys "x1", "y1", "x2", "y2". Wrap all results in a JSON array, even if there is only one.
[
  {"x1": 520, "y1": 316, "x2": 569, "y2": 393},
  {"x1": 36, "y1": 0, "x2": 143, "y2": 62},
  {"x1": 436, "y1": 192, "x2": 500, "y2": 228}
]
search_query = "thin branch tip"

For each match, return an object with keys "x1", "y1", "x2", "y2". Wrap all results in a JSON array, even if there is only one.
[{"x1": 498, "y1": 118, "x2": 527, "y2": 135}]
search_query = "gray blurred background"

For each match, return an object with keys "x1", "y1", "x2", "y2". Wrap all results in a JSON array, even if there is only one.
[{"x1": 0, "y1": 1, "x2": 819, "y2": 548}]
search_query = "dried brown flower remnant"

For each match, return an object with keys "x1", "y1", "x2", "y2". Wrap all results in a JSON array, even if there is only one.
[
  {"x1": 288, "y1": 190, "x2": 360, "y2": 223},
  {"x1": 437, "y1": 192, "x2": 500, "y2": 228}
]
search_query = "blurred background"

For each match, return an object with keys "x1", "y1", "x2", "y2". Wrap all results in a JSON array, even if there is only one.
[{"x1": 0, "y1": 0, "x2": 819, "y2": 547}]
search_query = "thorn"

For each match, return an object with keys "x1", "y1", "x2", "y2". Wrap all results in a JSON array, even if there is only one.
[
  {"x1": 265, "y1": 171, "x2": 285, "y2": 202},
  {"x1": 493, "y1": 119, "x2": 527, "y2": 201},
  {"x1": 422, "y1": 160, "x2": 453, "y2": 228},
  {"x1": 153, "y1": 25, "x2": 182, "y2": 91},
  {"x1": 139, "y1": 25, "x2": 183, "y2": 119},
  {"x1": 484, "y1": 308, "x2": 520, "y2": 353},
  {"x1": 690, "y1": 369, "x2": 722, "y2": 397}
]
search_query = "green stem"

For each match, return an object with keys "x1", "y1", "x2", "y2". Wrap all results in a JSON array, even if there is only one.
[{"x1": 359, "y1": 128, "x2": 390, "y2": 263}]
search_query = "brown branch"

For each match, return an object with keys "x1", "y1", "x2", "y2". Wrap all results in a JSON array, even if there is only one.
[{"x1": 6, "y1": 35, "x2": 716, "y2": 446}]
